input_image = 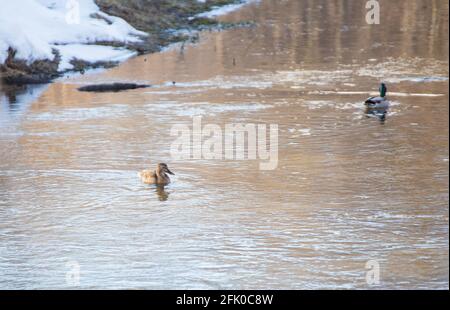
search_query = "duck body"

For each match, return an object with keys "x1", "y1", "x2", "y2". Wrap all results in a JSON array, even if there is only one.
[
  {"x1": 139, "y1": 163, "x2": 174, "y2": 185},
  {"x1": 364, "y1": 83, "x2": 390, "y2": 109},
  {"x1": 365, "y1": 96, "x2": 390, "y2": 109}
]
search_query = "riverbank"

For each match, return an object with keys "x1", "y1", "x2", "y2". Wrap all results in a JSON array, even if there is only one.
[{"x1": 0, "y1": 0, "x2": 247, "y2": 85}]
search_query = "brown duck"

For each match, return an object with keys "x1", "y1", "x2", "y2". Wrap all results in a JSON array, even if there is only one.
[{"x1": 138, "y1": 163, "x2": 174, "y2": 185}]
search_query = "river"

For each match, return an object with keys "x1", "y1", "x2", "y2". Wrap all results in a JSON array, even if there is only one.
[{"x1": 0, "y1": 0, "x2": 448, "y2": 289}]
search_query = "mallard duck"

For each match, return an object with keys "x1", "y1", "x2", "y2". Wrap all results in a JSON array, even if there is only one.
[
  {"x1": 365, "y1": 83, "x2": 389, "y2": 109},
  {"x1": 138, "y1": 163, "x2": 174, "y2": 185}
]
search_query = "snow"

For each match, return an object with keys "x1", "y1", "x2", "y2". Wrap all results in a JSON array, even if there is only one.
[
  {"x1": 55, "y1": 44, "x2": 137, "y2": 71},
  {"x1": 0, "y1": 0, "x2": 146, "y2": 70},
  {"x1": 195, "y1": 0, "x2": 259, "y2": 19}
]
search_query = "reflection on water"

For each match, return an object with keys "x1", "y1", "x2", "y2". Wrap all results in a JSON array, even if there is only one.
[
  {"x1": 0, "y1": 0, "x2": 448, "y2": 289},
  {"x1": 0, "y1": 84, "x2": 48, "y2": 119},
  {"x1": 155, "y1": 185, "x2": 170, "y2": 202},
  {"x1": 365, "y1": 107, "x2": 388, "y2": 124}
]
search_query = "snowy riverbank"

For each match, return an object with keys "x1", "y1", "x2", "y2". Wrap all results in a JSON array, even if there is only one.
[
  {"x1": 0, "y1": 0, "x2": 253, "y2": 85},
  {"x1": 0, "y1": 0, "x2": 147, "y2": 83}
]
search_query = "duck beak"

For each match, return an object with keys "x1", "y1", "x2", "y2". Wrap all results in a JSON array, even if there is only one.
[{"x1": 166, "y1": 168, "x2": 175, "y2": 175}]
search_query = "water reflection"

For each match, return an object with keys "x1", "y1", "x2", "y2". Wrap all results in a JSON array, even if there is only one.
[
  {"x1": 2, "y1": 85, "x2": 26, "y2": 111},
  {"x1": 0, "y1": 84, "x2": 48, "y2": 115},
  {"x1": 155, "y1": 185, "x2": 170, "y2": 202},
  {"x1": 365, "y1": 107, "x2": 389, "y2": 123}
]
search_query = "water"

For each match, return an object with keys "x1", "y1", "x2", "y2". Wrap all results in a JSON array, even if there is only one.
[{"x1": 0, "y1": 0, "x2": 448, "y2": 289}]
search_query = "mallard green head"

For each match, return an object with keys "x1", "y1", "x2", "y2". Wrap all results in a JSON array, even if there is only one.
[{"x1": 379, "y1": 83, "x2": 387, "y2": 97}]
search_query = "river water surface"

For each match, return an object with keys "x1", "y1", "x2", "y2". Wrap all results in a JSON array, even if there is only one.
[{"x1": 0, "y1": 0, "x2": 449, "y2": 289}]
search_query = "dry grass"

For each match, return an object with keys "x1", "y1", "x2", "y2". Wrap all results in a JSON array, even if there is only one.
[{"x1": 95, "y1": 0, "x2": 239, "y2": 34}]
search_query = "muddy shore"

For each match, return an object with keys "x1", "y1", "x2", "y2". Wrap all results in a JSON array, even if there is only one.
[{"x1": 0, "y1": 0, "x2": 243, "y2": 86}]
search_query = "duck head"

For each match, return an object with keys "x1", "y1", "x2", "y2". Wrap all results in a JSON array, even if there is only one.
[
  {"x1": 379, "y1": 83, "x2": 387, "y2": 97},
  {"x1": 156, "y1": 163, "x2": 175, "y2": 177}
]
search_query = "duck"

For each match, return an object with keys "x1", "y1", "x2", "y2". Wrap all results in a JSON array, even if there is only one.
[
  {"x1": 138, "y1": 163, "x2": 174, "y2": 185},
  {"x1": 365, "y1": 83, "x2": 390, "y2": 109}
]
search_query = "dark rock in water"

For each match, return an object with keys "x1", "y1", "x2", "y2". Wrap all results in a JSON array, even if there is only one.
[{"x1": 78, "y1": 83, "x2": 150, "y2": 92}]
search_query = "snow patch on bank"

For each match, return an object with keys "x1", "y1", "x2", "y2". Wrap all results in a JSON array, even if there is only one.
[
  {"x1": 0, "y1": 0, "x2": 146, "y2": 70},
  {"x1": 195, "y1": 0, "x2": 259, "y2": 19},
  {"x1": 55, "y1": 44, "x2": 137, "y2": 71}
]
